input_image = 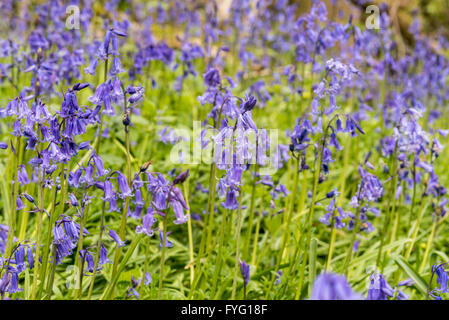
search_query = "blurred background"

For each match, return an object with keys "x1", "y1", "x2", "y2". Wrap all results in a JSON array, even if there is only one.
[{"x1": 4, "y1": 0, "x2": 449, "y2": 55}]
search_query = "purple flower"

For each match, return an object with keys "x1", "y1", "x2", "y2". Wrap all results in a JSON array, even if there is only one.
[
  {"x1": 136, "y1": 206, "x2": 157, "y2": 237},
  {"x1": 311, "y1": 273, "x2": 362, "y2": 300},
  {"x1": 221, "y1": 188, "x2": 239, "y2": 210},
  {"x1": 69, "y1": 194, "x2": 79, "y2": 207},
  {"x1": 367, "y1": 273, "x2": 394, "y2": 300},
  {"x1": 159, "y1": 231, "x2": 174, "y2": 248},
  {"x1": 27, "y1": 246, "x2": 34, "y2": 270},
  {"x1": 358, "y1": 166, "x2": 383, "y2": 202},
  {"x1": 99, "y1": 243, "x2": 111, "y2": 266},
  {"x1": 53, "y1": 222, "x2": 77, "y2": 265},
  {"x1": 116, "y1": 172, "x2": 132, "y2": 198},
  {"x1": 433, "y1": 264, "x2": 448, "y2": 293},
  {"x1": 0, "y1": 273, "x2": 10, "y2": 296},
  {"x1": 203, "y1": 68, "x2": 221, "y2": 87},
  {"x1": 16, "y1": 196, "x2": 25, "y2": 211},
  {"x1": 108, "y1": 229, "x2": 125, "y2": 247},
  {"x1": 22, "y1": 193, "x2": 35, "y2": 204},
  {"x1": 127, "y1": 85, "x2": 145, "y2": 104},
  {"x1": 144, "y1": 272, "x2": 152, "y2": 286},
  {"x1": 92, "y1": 153, "x2": 109, "y2": 177},
  {"x1": 241, "y1": 95, "x2": 257, "y2": 113},
  {"x1": 147, "y1": 173, "x2": 170, "y2": 211},
  {"x1": 68, "y1": 169, "x2": 82, "y2": 188},
  {"x1": 14, "y1": 245, "x2": 26, "y2": 272},
  {"x1": 80, "y1": 249, "x2": 95, "y2": 273},
  {"x1": 172, "y1": 200, "x2": 189, "y2": 225},
  {"x1": 173, "y1": 169, "x2": 189, "y2": 185},
  {"x1": 239, "y1": 260, "x2": 250, "y2": 287}
]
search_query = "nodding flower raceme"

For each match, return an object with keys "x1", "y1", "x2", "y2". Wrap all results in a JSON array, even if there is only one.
[
  {"x1": 430, "y1": 263, "x2": 449, "y2": 299},
  {"x1": 85, "y1": 27, "x2": 127, "y2": 76},
  {"x1": 145, "y1": 171, "x2": 190, "y2": 225}
]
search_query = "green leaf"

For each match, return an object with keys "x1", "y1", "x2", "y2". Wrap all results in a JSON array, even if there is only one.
[
  {"x1": 309, "y1": 238, "x2": 317, "y2": 294},
  {"x1": 393, "y1": 255, "x2": 428, "y2": 296}
]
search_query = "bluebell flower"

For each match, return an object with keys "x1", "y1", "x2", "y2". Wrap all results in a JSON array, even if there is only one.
[
  {"x1": 239, "y1": 260, "x2": 250, "y2": 287},
  {"x1": 173, "y1": 169, "x2": 189, "y2": 185},
  {"x1": 14, "y1": 245, "x2": 26, "y2": 272},
  {"x1": 108, "y1": 229, "x2": 125, "y2": 247},
  {"x1": 203, "y1": 68, "x2": 221, "y2": 87},
  {"x1": 159, "y1": 231, "x2": 174, "y2": 248},
  {"x1": 80, "y1": 249, "x2": 95, "y2": 273},
  {"x1": 358, "y1": 165, "x2": 383, "y2": 202},
  {"x1": 23, "y1": 193, "x2": 35, "y2": 204},
  {"x1": 117, "y1": 171, "x2": 132, "y2": 198},
  {"x1": 241, "y1": 95, "x2": 257, "y2": 114},
  {"x1": 99, "y1": 243, "x2": 111, "y2": 266},
  {"x1": 16, "y1": 196, "x2": 25, "y2": 211},
  {"x1": 433, "y1": 263, "x2": 448, "y2": 293},
  {"x1": 27, "y1": 246, "x2": 34, "y2": 270},
  {"x1": 136, "y1": 206, "x2": 157, "y2": 237},
  {"x1": 53, "y1": 223, "x2": 77, "y2": 265},
  {"x1": 311, "y1": 272, "x2": 362, "y2": 300},
  {"x1": 0, "y1": 272, "x2": 10, "y2": 297},
  {"x1": 221, "y1": 188, "x2": 239, "y2": 210},
  {"x1": 367, "y1": 273, "x2": 394, "y2": 300},
  {"x1": 127, "y1": 85, "x2": 145, "y2": 104},
  {"x1": 144, "y1": 272, "x2": 152, "y2": 286}
]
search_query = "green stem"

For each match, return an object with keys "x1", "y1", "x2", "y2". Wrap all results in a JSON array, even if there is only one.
[
  {"x1": 405, "y1": 201, "x2": 428, "y2": 260},
  {"x1": 36, "y1": 169, "x2": 61, "y2": 298},
  {"x1": 211, "y1": 208, "x2": 228, "y2": 298},
  {"x1": 408, "y1": 162, "x2": 417, "y2": 231},
  {"x1": 183, "y1": 182, "x2": 195, "y2": 285},
  {"x1": 157, "y1": 213, "x2": 169, "y2": 299},
  {"x1": 326, "y1": 137, "x2": 351, "y2": 271},
  {"x1": 341, "y1": 201, "x2": 362, "y2": 276},
  {"x1": 110, "y1": 196, "x2": 130, "y2": 293},
  {"x1": 5, "y1": 137, "x2": 20, "y2": 258},
  {"x1": 138, "y1": 238, "x2": 151, "y2": 299},
  {"x1": 110, "y1": 118, "x2": 132, "y2": 297},
  {"x1": 231, "y1": 190, "x2": 244, "y2": 300},
  {"x1": 45, "y1": 244, "x2": 57, "y2": 299},
  {"x1": 101, "y1": 234, "x2": 144, "y2": 300},
  {"x1": 419, "y1": 216, "x2": 438, "y2": 273},
  {"x1": 74, "y1": 200, "x2": 90, "y2": 299},
  {"x1": 296, "y1": 151, "x2": 322, "y2": 299},
  {"x1": 188, "y1": 165, "x2": 216, "y2": 298},
  {"x1": 265, "y1": 158, "x2": 299, "y2": 299},
  {"x1": 31, "y1": 164, "x2": 46, "y2": 300},
  {"x1": 376, "y1": 146, "x2": 398, "y2": 271},
  {"x1": 325, "y1": 223, "x2": 336, "y2": 271},
  {"x1": 204, "y1": 163, "x2": 217, "y2": 255},
  {"x1": 250, "y1": 200, "x2": 263, "y2": 267},
  {"x1": 87, "y1": 201, "x2": 106, "y2": 300},
  {"x1": 243, "y1": 164, "x2": 259, "y2": 260}
]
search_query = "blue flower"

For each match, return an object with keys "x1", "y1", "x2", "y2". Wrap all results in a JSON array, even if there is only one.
[
  {"x1": 108, "y1": 229, "x2": 125, "y2": 247},
  {"x1": 433, "y1": 263, "x2": 448, "y2": 293},
  {"x1": 367, "y1": 273, "x2": 394, "y2": 300},
  {"x1": 239, "y1": 260, "x2": 250, "y2": 287},
  {"x1": 159, "y1": 231, "x2": 174, "y2": 248},
  {"x1": 311, "y1": 272, "x2": 362, "y2": 300}
]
